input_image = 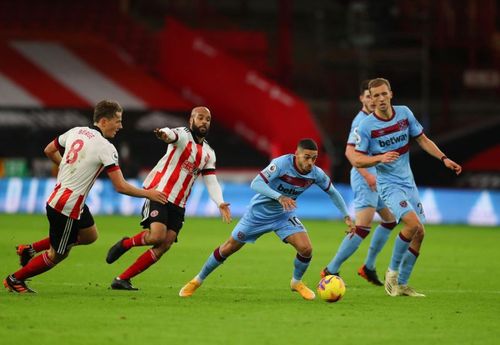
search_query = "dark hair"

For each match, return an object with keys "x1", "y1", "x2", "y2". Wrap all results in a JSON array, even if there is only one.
[
  {"x1": 368, "y1": 78, "x2": 391, "y2": 91},
  {"x1": 359, "y1": 79, "x2": 371, "y2": 95},
  {"x1": 297, "y1": 138, "x2": 318, "y2": 151},
  {"x1": 93, "y1": 100, "x2": 123, "y2": 123}
]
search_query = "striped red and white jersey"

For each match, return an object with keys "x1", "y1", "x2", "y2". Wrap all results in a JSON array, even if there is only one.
[
  {"x1": 142, "y1": 127, "x2": 216, "y2": 208},
  {"x1": 47, "y1": 126, "x2": 120, "y2": 219}
]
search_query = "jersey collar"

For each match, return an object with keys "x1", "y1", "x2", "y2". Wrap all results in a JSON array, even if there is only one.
[
  {"x1": 90, "y1": 125, "x2": 104, "y2": 137},
  {"x1": 373, "y1": 106, "x2": 396, "y2": 122}
]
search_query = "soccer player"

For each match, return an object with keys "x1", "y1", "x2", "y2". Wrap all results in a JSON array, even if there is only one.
[
  {"x1": 352, "y1": 78, "x2": 462, "y2": 297},
  {"x1": 178, "y1": 138, "x2": 355, "y2": 301},
  {"x1": 322, "y1": 80, "x2": 396, "y2": 286},
  {"x1": 105, "y1": 106, "x2": 231, "y2": 291},
  {"x1": 4, "y1": 100, "x2": 167, "y2": 293}
]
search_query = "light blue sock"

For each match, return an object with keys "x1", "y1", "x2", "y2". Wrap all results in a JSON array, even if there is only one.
[
  {"x1": 198, "y1": 248, "x2": 226, "y2": 280},
  {"x1": 326, "y1": 233, "x2": 364, "y2": 274},
  {"x1": 293, "y1": 253, "x2": 311, "y2": 280},
  {"x1": 364, "y1": 224, "x2": 393, "y2": 270},
  {"x1": 398, "y1": 249, "x2": 418, "y2": 285},
  {"x1": 389, "y1": 233, "x2": 411, "y2": 271}
]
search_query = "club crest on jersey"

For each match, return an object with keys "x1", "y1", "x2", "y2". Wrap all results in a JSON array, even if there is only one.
[
  {"x1": 399, "y1": 200, "x2": 408, "y2": 208},
  {"x1": 182, "y1": 161, "x2": 200, "y2": 175},
  {"x1": 263, "y1": 164, "x2": 277, "y2": 178},
  {"x1": 150, "y1": 210, "x2": 159, "y2": 217},
  {"x1": 398, "y1": 119, "x2": 409, "y2": 130}
]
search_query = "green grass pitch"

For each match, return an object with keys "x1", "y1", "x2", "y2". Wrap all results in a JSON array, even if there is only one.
[{"x1": 1, "y1": 214, "x2": 499, "y2": 345}]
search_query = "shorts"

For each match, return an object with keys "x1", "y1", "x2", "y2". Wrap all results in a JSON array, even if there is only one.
[
  {"x1": 352, "y1": 179, "x2": 387, "y2": 211},
  {"x1": 46, "y1": 204, "x2": 95, "y2": 255},
  {"x1": 379, "y1": 184, "x2": 425, "y2": 223},
  {"x1": 140, "y1": 200, "x2": 185, "y2": 237},
  {"x1": 231, "y1": 211, "x2": 307, "y2": 244}
]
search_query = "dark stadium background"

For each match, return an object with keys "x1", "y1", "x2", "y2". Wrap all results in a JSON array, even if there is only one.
[{"x1": 0, "y1": 0, "x2": 498, "y2": 189}]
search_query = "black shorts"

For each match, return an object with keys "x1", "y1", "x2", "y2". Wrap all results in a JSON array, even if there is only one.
[
  {"x1": 140, "y1": 200, "x2": 185, "y2": 235},
  {"x1": 46, "y1": 204, "x2": 95, "y2": 255}
]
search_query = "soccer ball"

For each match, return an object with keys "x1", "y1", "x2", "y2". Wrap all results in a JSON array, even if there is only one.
[{"x1": 317, "y1": 275, "x2": 346, "y2": 302}]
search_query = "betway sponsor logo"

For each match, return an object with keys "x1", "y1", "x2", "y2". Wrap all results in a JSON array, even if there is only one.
[
  {"x1": 379, "y1": 133, "x2": 408, "y2": 147},
  {"x1": 277, "y1": 184, "x2": 300, "y2": 195}
]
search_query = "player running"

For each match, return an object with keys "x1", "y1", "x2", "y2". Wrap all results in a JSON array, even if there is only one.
[
  {"x1": 351, "y1": 78, "x2": 461, "y2": 297},
  {"x1": 4, "y1": 100, "x2": 166, "y2": 293},
  {"x1": 179, "y1": 138, "x2": 355, "y2": 300},
  {"x1": 322, "y1": 80, "x2": 396, "y2": 285},
  {"x1": 105, "y1": 106, "x2": 231, "y2": 290}
]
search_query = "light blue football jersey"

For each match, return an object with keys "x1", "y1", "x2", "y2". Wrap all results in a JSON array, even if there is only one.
[
  {"x1": 347, "y1": 110, "x2": 377, "y2": 186},
  {"x1": 355, "y1": 105, "x2": 423, "y2": 188},
  {"x1": 247, "y1": 154, "x2": 332, "y2": 220}
]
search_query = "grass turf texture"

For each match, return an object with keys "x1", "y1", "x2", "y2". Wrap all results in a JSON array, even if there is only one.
[{"x1": 1, "y1": 214, "x2": 499, "y2": 345}]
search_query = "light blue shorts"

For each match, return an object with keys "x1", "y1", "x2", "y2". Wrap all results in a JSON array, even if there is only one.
[
  {"x1": 231, "y1": 211, "x2": 307, "y2": 244},
  {"x1": 352, "y1": 179, "x2": 387, "y2": 211},
  {"x1": 379, "y1": 184, "x2": 425, "y2": 223}
]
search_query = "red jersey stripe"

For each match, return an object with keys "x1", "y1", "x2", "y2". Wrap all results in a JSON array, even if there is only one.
[
  {"x1": 174, "y1": 143, "x2": 203, "y2": 205},
  {"x1": 54, "y1": 188, "x2": 73, "y2": 213},
  {"x1": 47, "y1": 183, "x2": 61, "y2": 204},
  {"x1": 374, "y1": 143, "x2": 410, "y2": 156},
  {"x1": 146, "y1": 146, "x2": 177, "y2": 190},
  {"x1": 370, "y1": 119, "x2": 409, "y2": 138},
  {"x1": 69, "y1": 195, "x2": 84, "y2": 219},
  {"x1": 279, "y1": 174, "x2": 314, "y2": 187},
  {"x1": 163, "y1": 142, "x2": 193, "y2": 194}
]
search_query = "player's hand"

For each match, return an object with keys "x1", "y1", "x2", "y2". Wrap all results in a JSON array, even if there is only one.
[
  {"x1": 343, "y1": 216, "x2": 356, "y2": 237},
  {"x1": 364, "y1": 173, "x2": 377, "y2": 191},
  {"x1": 147, "y1": 190, "x2": 167, "y2": 204},
  {"x1": 219, "y1": 202, "x2": 232, "y2": 223},
  {"x1": 443, "y1": 158, "x2": 462, "y2": 175},
  {"x1": 278, "y1": 196, "x2": 296, "y2": 211},
  {"x1": 379, "y1": 151, "x2": 399, "y2": 164},
  {"x1": 154, "y1": 128, "x2": 168, "y2": 141}
]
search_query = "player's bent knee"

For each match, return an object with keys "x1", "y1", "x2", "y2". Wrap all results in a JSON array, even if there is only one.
[
  {"x1": 298, "y1": 246, "x2": 312, "y2": 258},
  {"x1": 414, "y1": 225, "x2": 425, "y2": 240}
]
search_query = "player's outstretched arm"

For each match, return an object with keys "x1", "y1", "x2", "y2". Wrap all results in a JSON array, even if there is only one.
[
  {"x1": 203, "y1": 174, "x2": 232, "y2": 223},
  {"x1": 107, "y1": 169, "x2": 167, "y2": 203},
  {"x1": 153, "y1": 127, "x2": 178, "y2": 144},
  {"x1": 415, "y1": 134, "x2": 462, "y2": 175}
]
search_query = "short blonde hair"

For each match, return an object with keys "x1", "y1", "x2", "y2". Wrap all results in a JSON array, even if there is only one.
[{"x1": 368, "y1": 78, "x2": 391, "y2": 91}]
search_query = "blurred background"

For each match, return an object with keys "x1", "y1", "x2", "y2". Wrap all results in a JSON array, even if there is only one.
[{"x1": 0, "y1": 0, "x2": 499, "y2": 224}]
